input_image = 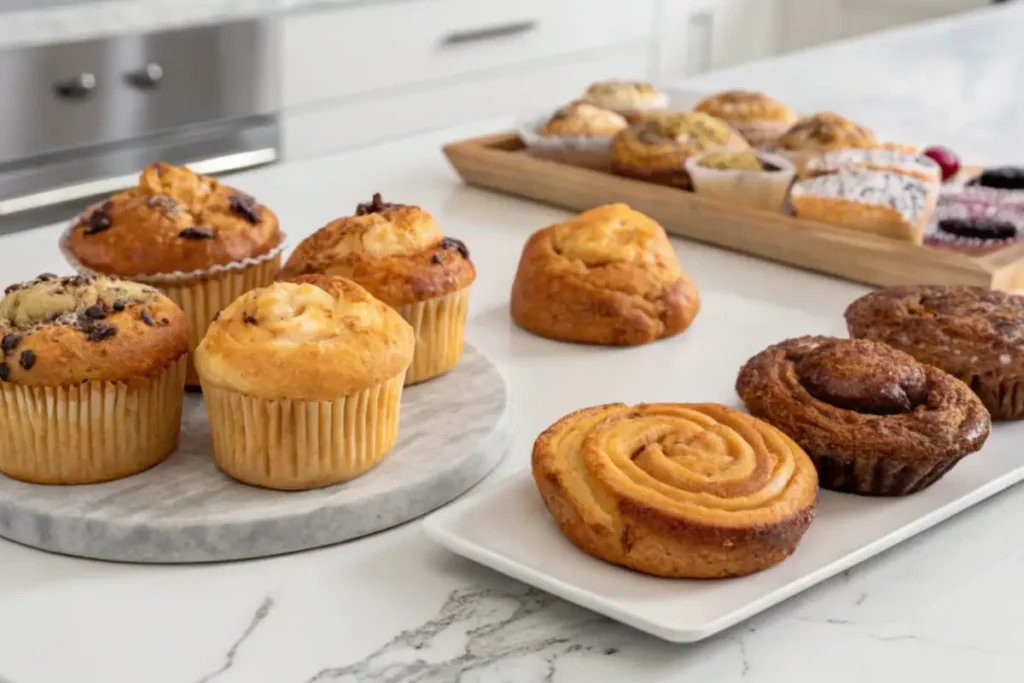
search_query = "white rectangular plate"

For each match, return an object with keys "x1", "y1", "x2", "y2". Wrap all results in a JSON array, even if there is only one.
[{"x1": 423, "y1": 436, "x2": 1024, "y2": 643}]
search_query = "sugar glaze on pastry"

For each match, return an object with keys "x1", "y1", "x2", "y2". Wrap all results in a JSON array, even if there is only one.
[
  {"x1": 532, "y1": 402, "x2": 818, "y2": 578},
  {"x1": 802, "y1": 148, "x2": 941, "y2": 184}
]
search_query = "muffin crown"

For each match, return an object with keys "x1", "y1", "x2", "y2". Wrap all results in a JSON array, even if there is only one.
[
  {"x1": 194, "y1": 275, "x2": 414, "y2": 400},
  {"x1": 550, "y1": 204, "x2": 680, "y2": 271},
  {"x1": 779, "y1": 112, "x2": 876, "y2": 151},
  {"x1": 583, "y1": 80, "x2": 662, "y2": 109},
  {"x1": 279, "y1": 194, "x2": 476, "y2": 307},
  {"x1": 845, "y1": 285, "x2": 1024, "y2": 376},
  {"x1": 0, "y1": 273, "x2": 188, "y2": 386},
  {"x1": 66, "y1": 163, "x2": 281, "y2": 277},
  {"x1": 539, "y1": 100, "x2": 627, "y2": 137},
  {"x1": 694, "y1": 90, "x2": 799, "y2": 125}
]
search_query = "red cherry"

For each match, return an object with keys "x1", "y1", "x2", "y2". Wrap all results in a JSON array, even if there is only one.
[{"x1": 923, "y1": 145, "x2": 961, "y2": 181}]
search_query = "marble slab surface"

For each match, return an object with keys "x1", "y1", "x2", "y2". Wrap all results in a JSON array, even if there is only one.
[{"x1": 0, "y1": 343, "x2": 512, "y2": 563}]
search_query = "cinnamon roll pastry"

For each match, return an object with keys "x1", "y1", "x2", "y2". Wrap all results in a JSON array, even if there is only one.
[
  {"x1": 845, "y1": 285, "x2": 1024, "y2": 420},
  {"x1": 693, "y1": 90, "x2": 800, "y2": 147},
  {"x1": 510, "y1": 204, "x2": 700, "y2": 345},
  {"x1": 611, "y1": 112, "x2": 749, "y2": 189},
  {"x1": 532, "y1": 402, "x2": 818, "y2": 578},
  {"x1": 736, "y1": 336, "x2": 990, "y2": 496}
]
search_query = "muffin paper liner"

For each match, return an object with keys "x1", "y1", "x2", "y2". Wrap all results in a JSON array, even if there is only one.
[
  {"x1": 685, "y1": 151, "x2": 796, "y2": 213},
  {"x1": 0, "y1": 356, "x2": 186, "y2": 484},
  {"x1": 810, "y1": 452, "x2": 960, "y2": 497},
  {"x1": 397, "y1": 288, "x2": 471, "y2": 385},
  {"x1": 60, "y1": 224, "x2": 284, "y2": 385},
  {"x1": 958, "y1": 372, "x2": 1024, "y2": 421},
  {"x1": 201, "y1": 373, "x2": 405, "y2": 491},
  {"x1": 517, "y1": 114, "x2": 619, "y2": 171}
]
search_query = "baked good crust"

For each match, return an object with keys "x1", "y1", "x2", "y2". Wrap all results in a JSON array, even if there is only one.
[
  {"x1": 611, "y1": 112, "x2": 750, "y2": 188},
  {"x1": 0, "y1": 273, "x2": 188, "y2": 386},
  {"x1": 194, "y1": 274, "x2": 414, "y2": 400},
  {"x1": 278, "y1": 194, "x2": 476, "y2": 307},
  {"x1": 777, "y1": 112, "x2": 877, "y2": 153},
  {"x1": 845, "y1": 285, "x2": 1024, "y2": 419},
  {"x1": 582, "y1": 80, "x2": 665, "y2": 112},
  {"x1": 800, "y1": 149, "x2": 941, "y2": 183},
  {"x1": 509, "y1": 204, "x2": 700, "y2": 345},
  {"x1": 693, "y1": 90, "x2": 800, "y2": 146},
  {"x1": 532, "y1": 402, "x2": 818, "y2": 578},
  {"x1": 66, "y1": 163, "x2": 281, "y2": 277},
  {"x1": 539, "y1": 100, "x2": 627, "y2": 137},
  {"x1": 736, "y1": 336, "x2": 990, "y2": 495}
]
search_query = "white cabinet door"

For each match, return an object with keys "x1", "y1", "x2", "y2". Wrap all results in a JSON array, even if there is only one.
[
  {"x1": 836, "y1": 0, "x2": 991, "y2": 39},
  {"x1": 656, "y1": 0, "x2": 781, "y2": 81}
]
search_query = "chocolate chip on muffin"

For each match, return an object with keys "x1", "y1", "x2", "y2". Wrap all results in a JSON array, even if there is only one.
[
  {"x1": 355, "y1": 193, "x2": 400, "y2": 216},
  {"x1": 440, "y1": 237, "x2": 470, "y2": 259},
  {"x1": 178, "y1": 226, "x2": 216, "y2": 240},
  {"x1": 19, "y1": 349, "x2": 35, "y2": 370},
  {"x1": 1, "y1": 333, "x2": 20, "y2": 356},
  {"x1": 228, "y1": 194, "x2": 261, "y2": 224}
]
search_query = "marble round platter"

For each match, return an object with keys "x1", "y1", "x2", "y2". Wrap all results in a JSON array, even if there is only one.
[{"x1": 0, "y1": 343, "x2": 512, "y2": 564}]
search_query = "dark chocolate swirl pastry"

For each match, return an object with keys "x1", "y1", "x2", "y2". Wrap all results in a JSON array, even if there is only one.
[
  {"x1": 736, "y1": 336, "x2": 990, "y2": 496},
  {"x1": 846, "y1": 285, "x2": 1024, "y2": 420}
]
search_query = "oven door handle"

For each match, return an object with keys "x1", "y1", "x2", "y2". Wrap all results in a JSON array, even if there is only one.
[{"x1": 0, "y1": 148, "x2": 277, "y2": 217}]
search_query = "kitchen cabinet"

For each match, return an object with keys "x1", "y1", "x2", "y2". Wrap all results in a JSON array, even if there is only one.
[
  {"x1": 655, "y1": 0, "x2": 782, "y2": 80},
  {"x1": 780, "y1": 0, "x2": 990, "y2": 51}
]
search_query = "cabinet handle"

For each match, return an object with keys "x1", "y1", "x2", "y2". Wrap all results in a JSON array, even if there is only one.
[
  {"x1": 126, "y1": 62, "x2": 164, "y2": 89},
  {"x1": 441, "y1": 20, "x2": 538, "y2": 47},
  {"x1": 53, "y1": 72, "x2": 97, "y2": 100}
]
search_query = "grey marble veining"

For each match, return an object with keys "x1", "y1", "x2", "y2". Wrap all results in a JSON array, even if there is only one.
[{"x1": 0, "y1": 343, "x2": 511, "y2": 563}]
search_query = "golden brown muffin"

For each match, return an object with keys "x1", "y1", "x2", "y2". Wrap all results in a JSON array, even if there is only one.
[
  {"x1": 845, "y1": 285, "x2": 1024, "y2": 420},
  {"x1": 790, "y1": 169, "x2": 937, "y2": 244},
  {"x1": 0, "y1": 273, "x2": 188, "y2": 484},
  {"x1": 532, "y1": 402, "x2": 818, "y2": 578},
  {"x1": 64, "y1": 162, "x2": 283, "y2": 386},
  {"x1": 195, "y1": 274, "x2": 414, "y2": 490},
  {"x1": 539, "y1": 100, "x2": 628, "y2": 137},
  {"x1": 582, "y1": 80, "x2": 667, "y2": 117},
  {"x1": 611, "y1": 112, "x2": 750, "y2": 189},
  {"x1": 778, "y1": 112, "x2": 877, "y2": 154},
  {"x1": 737, "y1": 336, "x2": 990, "y2": 496},
  {"x1": 510, "y1": 204, "x2": 700, "y2": 345},
  {"x1": 280, "y1": 193, "x2": 475, "y2": 385},
  {"x1": 693, "y1": 90, "x2": 800, "y2": 147}
]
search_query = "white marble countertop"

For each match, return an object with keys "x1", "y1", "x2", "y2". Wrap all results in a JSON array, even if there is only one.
[
  {"x1": 3, "y1": 6, "x2": 1024, "y2": 682},
  {"x1": 0, "y1": 0, "x2": 396, "y2": 49}
]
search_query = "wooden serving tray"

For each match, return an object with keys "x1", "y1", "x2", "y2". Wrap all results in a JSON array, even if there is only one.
[{"x1": 444, "y1": 132, "x2": 1024, "y2": 291}]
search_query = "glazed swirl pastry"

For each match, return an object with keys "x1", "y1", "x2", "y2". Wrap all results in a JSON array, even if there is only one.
[
  {"x1": 532, "y1": 402, "x2": 818, "y2": 578},
  {"x1": 736, "y1": 336, "x2": 990, "y2": 496},
  {"x1": 510, "y1": 204, "x2": 700, "y2": 345},
  {"x1": 611, "y1": 112, "x2": 749, "y2": 189}
]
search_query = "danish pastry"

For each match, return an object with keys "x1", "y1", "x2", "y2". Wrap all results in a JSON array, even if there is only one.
[
  {"x1": 737, "y1": 336, "x2": 990, "y2": 495},
  {"x1": 510, "y1": 204, "x2": 700, "y2": 345},
  {"x1": 532, "y1": 402, "x2": 818, "y2": 578}
]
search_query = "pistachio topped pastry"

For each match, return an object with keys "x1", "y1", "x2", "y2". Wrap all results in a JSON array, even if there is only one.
[{"x1": 697, "y1": 149, "x2": 770, "y2": 172}]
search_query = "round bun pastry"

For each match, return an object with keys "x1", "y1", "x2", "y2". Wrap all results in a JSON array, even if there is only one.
[
  {"x1": 0, "y1": 273, "x2": 188, "y2": 484},
  {"x1": 582, "y1": 80, "x2": 668, "y2": 118},
  {"x1": 532, "y1": 402, "x2": 818, "y2": 578},
  {"x1": 776, "y1": 112, "x2": 877, "y2": 170},
  {"x1": 279, "y1": 193, "x2": 475, "y2": 385},
  {"x1": 63, "y1": 162, "x2": 283, "y2": 386},
  {"x1": 693, "y1": 89, "x2": 800, "y2": 147},
  {"x1": 736, "y1": 336, "x2": 990, "y2": 496},
  {"x1": 523, "y1": 101, "x2": 629, "y2": 171},
  {"x1": 611, "y1": 112, "x2": 750, "y2": 189},
  {"x1": 194, "y1": 274, "x2": 414, "y2": 490},
  {"x1": 845, "y1": 285, "x2": 1024, "y2": 420},
  {"x1": 510, "y1": 204, "x2": 700, "y2": 346}
]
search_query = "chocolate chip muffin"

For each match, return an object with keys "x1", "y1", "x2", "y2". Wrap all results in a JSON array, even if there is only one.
[
  {"x1": 845, "y1": 285, "x2": 1024, "y2": 420},
  {"x1": 736, "y1": 336, "x2": 990, "y2": 496},
  {"x1": 195, "y1": 275, "x2": 414, "y2": 490},
  {"x1": 62, "y1": 162, "x2": 283, "y2": 385},
  {"x1": 0, "y1": 273, "x2": 188, "y2": 484},
  {"x1": 279, "y1": 193, "x2": 475, "y2": 385}
]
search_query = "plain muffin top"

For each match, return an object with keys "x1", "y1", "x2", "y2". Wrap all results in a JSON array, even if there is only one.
[
  {"x1": 693, "y1": 89, "x2": 800, "y2": 125},
  {"x1": 278, "y1": 193, "x2": 476, "y2": 307},
  {"x1": 194, "y1": 274, "x2": 414, "y2": 400},
  {"x1": 582, "y1": 80, "x2": 664, "y2": 110},
  {"x1": 0, "y1": 273, "x2": 188, "y2": 386},
  {"x1": 66, "y1": 162, "x2": 281, "y2": 277}
]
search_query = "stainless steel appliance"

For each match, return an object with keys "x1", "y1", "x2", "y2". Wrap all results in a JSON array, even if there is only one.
[{"x1": 0, "y1": 18, "x2": 278, "y2": 232}]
